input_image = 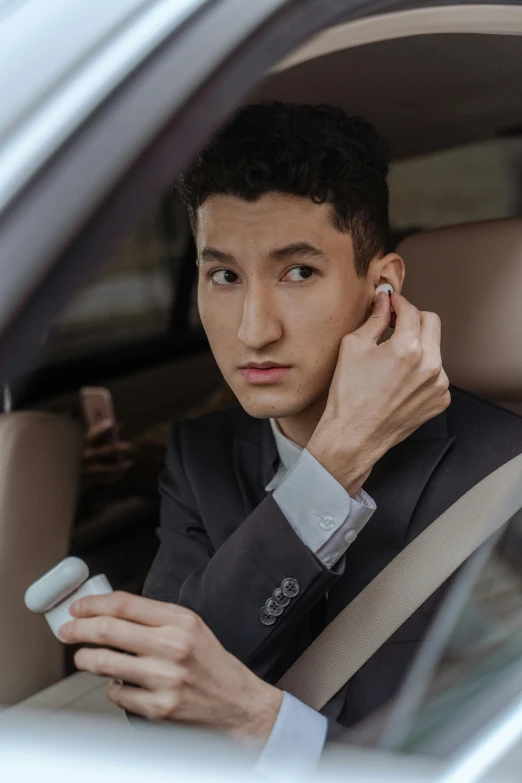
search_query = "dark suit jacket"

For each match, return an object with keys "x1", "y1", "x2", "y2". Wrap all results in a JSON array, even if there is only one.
[{"x1": 143, "y1": 386, "x2": 522, "y2": 731}]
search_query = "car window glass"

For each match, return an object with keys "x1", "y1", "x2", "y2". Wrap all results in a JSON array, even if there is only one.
[
  {"x1": 42, "y1": 192, "x2": 190, "y2": 363},
  {"x1": 386, "y1": 511, "x2": 522, "y2": 754},
  {"x1": 389, "y1": 136, "x2": 522, "y2": 236}
]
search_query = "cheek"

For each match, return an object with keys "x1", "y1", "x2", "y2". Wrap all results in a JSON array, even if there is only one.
[
  {"x1": 198, "y1": 292, "x2": 239, "y2": 363},
  {"x1": 283, "y1": 287, "x2": 360, "y2": 362}
]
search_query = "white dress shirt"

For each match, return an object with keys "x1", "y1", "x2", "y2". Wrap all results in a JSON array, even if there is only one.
[
  {"x1": 267, "y1": 418, "x2": 376, "y2": 568},
  {"x1": 255, "y1": 419, "x2": 377, "y2": 779}
]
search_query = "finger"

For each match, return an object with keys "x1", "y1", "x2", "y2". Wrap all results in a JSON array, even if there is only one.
[
  {"x1": 354, "y1": 291, "x2": 392, "y2": 344},
  {"x1": 85, "y1": 419, "x2": 115, "y2": 441},
  {"x1": 74, "y1": 647, "x2": 176, "y2": 691},
  {"x1": 84, "y1": 454, "x2": 135, "y2": 473},
  {"x1": 83, "y1": 459, "x2": 135, "y2": 476},
  {"x1": 59, "y1": 616, "x2": 164, "y2": 657},
  {"x1": 390, "y1": 293, "x2": 421, "y2": 337},
  {"x1": 69, "y1": 591, "x2": 191, "y2": 627},
  {"x1": 420, "y1": 311, "x2": 441, "y2": 348},
  {"x1": 83, "y1": 442, "x2": 134, "y2": 460},
  {"x1": 419, "y1": 312, "x2": 443, "y2": 374},
  {"x1": 105, "y1": 682, "x2": 164, "y2": 721}
]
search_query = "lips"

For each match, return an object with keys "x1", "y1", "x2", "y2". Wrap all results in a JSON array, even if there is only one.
[{"x1": 239, "y1": 364, "x2": 291, "y2": 385}]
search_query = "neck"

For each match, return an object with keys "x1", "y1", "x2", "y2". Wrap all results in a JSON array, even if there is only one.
[{"x1": 275, "y1": 396, "x2": 327, "y2": 448}]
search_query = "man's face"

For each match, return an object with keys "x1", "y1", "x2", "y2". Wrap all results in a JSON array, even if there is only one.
[{"x1": 196, "y1": 192, "x2": 374, "y2": 419}]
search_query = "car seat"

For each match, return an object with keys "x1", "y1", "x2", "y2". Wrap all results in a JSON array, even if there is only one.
[
  {"x1": 0, "y1": 411, "x2": 83, "y2": 705},
  {"x1": 399, "y1": 217, "x2": 522, "y2": 415}
]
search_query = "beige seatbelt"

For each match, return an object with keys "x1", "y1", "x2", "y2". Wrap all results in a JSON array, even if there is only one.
[{"x1": 277, "y1": 452, "x2": 522, "y2": 711}]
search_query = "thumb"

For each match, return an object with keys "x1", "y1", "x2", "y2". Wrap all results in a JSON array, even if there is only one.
[{"x1": 355, "y1": 291, "x2": 392, "y2": 344}]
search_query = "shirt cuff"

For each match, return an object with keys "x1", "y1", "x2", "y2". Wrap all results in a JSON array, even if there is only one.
[
  {"x1": 255, "y1": 692, "x2": 327, "y2": 782},
  {"x1": 273, "y1": 449, "x2": 376, "y2": 569}
]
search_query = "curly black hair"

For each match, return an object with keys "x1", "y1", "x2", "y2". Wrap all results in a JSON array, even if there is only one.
[{"x1": 177, "y1": 101, "x2": 389, "y2": 276}]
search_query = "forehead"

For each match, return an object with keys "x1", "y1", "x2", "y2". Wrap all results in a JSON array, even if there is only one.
[{"x1": 195, "y1": 192, "x2": 344, "y2": 251}]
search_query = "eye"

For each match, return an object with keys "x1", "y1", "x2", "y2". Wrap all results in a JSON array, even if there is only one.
[
  {"x1": 282, "y1": 266, "x2": 316, "y2": 282},
  {"x1": 210, "y1": 269, "x2": 240, "y2": 286}
]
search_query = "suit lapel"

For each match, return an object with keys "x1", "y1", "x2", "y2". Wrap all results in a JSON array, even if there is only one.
[
  {"x1": 233, "y1": 419, "x2": 277, "y2": 516},
  {"x1": 364, "y1": 413, "x2": 455, "y2": 547},
  {"x1": 327, "y1": 410, "x2": 455, "y2": 617}
]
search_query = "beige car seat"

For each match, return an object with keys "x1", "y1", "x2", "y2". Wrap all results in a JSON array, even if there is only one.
[
  {"x1": 10, "y1": 217, "x2": 522, "y2": 721},
  {"x1": 0, "y1": 411, "x2": 82, "y2": 705},
  {"x1": 399, "y1": 217, "x2": 522, "y2": 415}
]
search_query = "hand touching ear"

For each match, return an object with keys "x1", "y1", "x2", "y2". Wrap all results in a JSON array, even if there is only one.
[
  {"x1": 308, "y1": 291, "x2": 449, "y2": 496},
  {"x1": 373, "y1": 283, "x2": 396, "y2": 329}
]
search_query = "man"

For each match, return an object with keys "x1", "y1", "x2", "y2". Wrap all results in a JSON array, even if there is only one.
[{"x1": 59, "y1": 102, "x2": 522, "y2": 770}]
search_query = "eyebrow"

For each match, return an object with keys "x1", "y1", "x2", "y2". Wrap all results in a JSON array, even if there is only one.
[
  {"x1": 198, "y1": 247, "x2": 234, "y2": 264},
  {"x1": 198, "y1": 242, "x2": 326, "y2": 264},
  {"x1": 269, "y1": 242, "x2": 326, "y2": 262}
]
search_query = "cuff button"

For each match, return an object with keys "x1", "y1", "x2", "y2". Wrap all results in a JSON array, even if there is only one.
[
  {"x1": 281, "y1": 578, "x2": 300, "y2": 598},
  {"x1": 272, "y1": 588, "x2": 291, "y2": 608},
  {"x1": 260, "y1": 608, "x2": 277, "y2": 626},
  {"x1": 319, "y1": 515, "x2": 335, "y2": 531},
  {"x1": 265, "y1": 598, "x2": 284, "y2": 617}
]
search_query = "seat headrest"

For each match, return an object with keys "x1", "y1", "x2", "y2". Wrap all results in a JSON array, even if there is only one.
[{"x1": 398, "y1": 219, "x2": 522, "y2": 414}]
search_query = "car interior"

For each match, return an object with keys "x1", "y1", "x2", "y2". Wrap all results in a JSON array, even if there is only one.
[{"x1": 2, "y1": 6, "x2": 522, "y2": 748}]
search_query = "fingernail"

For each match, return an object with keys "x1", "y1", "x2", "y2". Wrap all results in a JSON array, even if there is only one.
[
  {"x1": 70, "y1": 601, "x2": 80, "y2": 615},
  {"x1": 58, "y1": 624, "x2": 69, "y2": 640}
]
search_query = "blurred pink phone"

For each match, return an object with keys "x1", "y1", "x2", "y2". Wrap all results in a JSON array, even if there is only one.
[{"x1": 80, "y1": 386, "x2": 122, "y2": 459}]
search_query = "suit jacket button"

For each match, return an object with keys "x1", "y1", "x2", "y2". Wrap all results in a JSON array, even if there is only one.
[
  {"x1": 260, "y1": 608, "x2": 276, "y2": 626},
  {"x1": 265, "y1": 598, "x2": 284, "y2": 616},
  {"x1": 281, "y1": 578, "x2": 300, "y2": 598},
  {"x1": 272, "y1": 588, "x2": 291, "y2": 608}
]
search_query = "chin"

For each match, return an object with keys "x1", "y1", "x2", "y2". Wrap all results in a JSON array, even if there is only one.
[{"x1": 234, "y1": 386, "x2": 316, "y2": 420}]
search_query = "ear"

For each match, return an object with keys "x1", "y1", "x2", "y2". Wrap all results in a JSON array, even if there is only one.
[{"x1": 370, "y1": 253, "x2": 405, "y2": 294}]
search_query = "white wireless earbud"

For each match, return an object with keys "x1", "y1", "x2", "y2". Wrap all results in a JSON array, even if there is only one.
[
  {"x1": 374, "y1": 283, "x2": 393, "y2": 300},
  {"x1": 25, "y1": 556, "x2": 113, "y2": 639}
]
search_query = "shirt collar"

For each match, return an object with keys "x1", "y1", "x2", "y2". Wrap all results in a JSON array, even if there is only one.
[{"x1": 265, "y1": 418, "x2": 303, "y2": 492}]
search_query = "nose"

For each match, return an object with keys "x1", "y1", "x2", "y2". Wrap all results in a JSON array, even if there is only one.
[{"x1": 237, "y1": 284, "x2": 282, "y2": 350}]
